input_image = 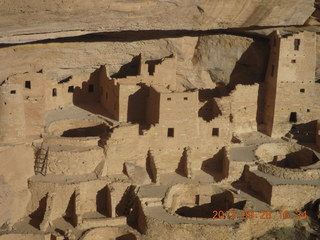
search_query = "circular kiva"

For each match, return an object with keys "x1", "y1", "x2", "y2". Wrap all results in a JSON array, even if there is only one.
[{"x1": 255, "y1": 143, "x2": 320, "y2": 180}]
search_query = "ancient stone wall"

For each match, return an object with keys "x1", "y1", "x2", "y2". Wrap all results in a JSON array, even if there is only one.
[
  {"x1": 258, "y1": 162, "x2": 320, "y2": 181},
  {"x1": 8, "y1": 72, "x2": 45, "y2": 138},
  {"x1": 317, "y1": 120, "x2": 320, "y2": 147},
  {"x1": 0, "y1": 83, "x2": 26, "y2": 143},
  {"x1": 146, "y1": 87, "x2": 160, "y2": 125},
  {"x1": 243, "y1": 167, "x2": 272, "y2": 204},
  {"x1": 104, "y1": 122, "x2": 230, "y2": 175},
  {"x1": 46, "y1": 147, "x2": 104, "y2": 176},
  {"x1": 99, "y1": 67, "x2": 120, "y2": 120},
  {"x1": 264, "y1": 31, "x2": 320, "y2": 137},
  {"x1": 229, "y1": 84, "x2": 259, "y2": 134}
]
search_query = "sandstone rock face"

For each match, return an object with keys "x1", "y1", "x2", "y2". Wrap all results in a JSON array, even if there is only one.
[
  {"x1": 0, "y1": 35, "x2": 269, "y2": 89},
  {"x1": 193, "y1": 35, "x2": 269, "y2": 86},
  {"x1": 0, "y1": 0, "x2": 314, "y2": 43}
]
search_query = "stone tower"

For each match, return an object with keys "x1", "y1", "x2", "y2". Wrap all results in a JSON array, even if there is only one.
[
  {"x1": 0, "y1": 83, "x2": 26, "y2": 143},
  {"x1": 262, "y1": 31, "x2": 320, "y2": 137}
]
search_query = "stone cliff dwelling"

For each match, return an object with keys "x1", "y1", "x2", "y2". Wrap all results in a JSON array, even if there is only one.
[{"x1": 1, "y1": 2, "x2": 320, "y2": 239}]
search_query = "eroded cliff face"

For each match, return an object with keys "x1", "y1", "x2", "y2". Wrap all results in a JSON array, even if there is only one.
[
  {"x1": 0, "y1": 34, "x2": 269, "y2": 89},
  {"x1": 0, "y1": 0, "x2": 315, "y2": 43}
]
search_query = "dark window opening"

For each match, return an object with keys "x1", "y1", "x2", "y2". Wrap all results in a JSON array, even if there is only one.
[
  {"x1": 148, "y1": 64, "x2": 155, "y2": 76},
  {"x1": 212, "y1": 128, "x2": 219, "y2": 136},
  {"x1": 88, "y1": 84, "x2": 94, "y2": 92},
  {"x1": 167, "y1": 97, "x2": 171, "y2": 101},
  {"x1": 68, "y1": 86, "x2": 74, "y2": 93},
  {"x1": 294, "y1": 39, "x2": 300, "y2": 51},
  {"x1": 300, "y1": 89, "x2": 305, "y2": 93},
  {"x1": 291, "y1": 59, "x2": 296, "y2": 63},
  {"x1": 184, "y1": 97, "x2": 188, "y2": 101},
  {"x1": 10, "y1": 90, "x2": 16, "y2": 94},
  {"x1": 289, "y1": 112, "x2": 297, "y2": 123},
  {"x1": 307, "y1": 109, "x2": 310, "y2": 112},
  {"x1": 25, "y1": 81, "x2": 31, "y2": 89},
  {"x1": 146, "y1": 58, "x2": 163, "y2": 76},
  {"x1": 58, "y1": 76, "x2": 72, "y2": 84},
  {"x1": 271, "y1": 65, "x2": 275, "y2": 77},
  {"x1": 52, "y1": 88, "x2": 57, "y2": 97},
  {"x1": 167, "y1": 128, "x2": 174, "y2": 137}
]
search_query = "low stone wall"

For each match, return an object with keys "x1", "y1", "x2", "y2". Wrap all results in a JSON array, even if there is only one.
[
  {"x1": 142, "y1": 208, "x2": 295, "y2": 240},
  {"x1": 255, "y1": 142, "x2": 304, "y2": 163},
  {"x1": 163, "y1": 183, "x2": 230, "y2": 214},
  {"x1": 243, "y1": 167, "x2": 272, "y2": 204},
  {"x1": 258, "y1": 162, "x2": 320, "y2": 181},
  {"x1": 46, "y1": 148, "x2": 104, "y2": 175},
  {"x1": 80, "y1": 216, "x2": 127, "y2": 229},
  {"x1": 0, "y1": 234, "x2": 45, "y2": 240},
  {"x1": 44, "y1": 136, "x2": 100, "y2": 147},
  {"x1": 47, "y1": 119, "x2": 105, "y2": 136},
  {"x1": 80, "y1": 226, "x2": 139, "y2": 240}
]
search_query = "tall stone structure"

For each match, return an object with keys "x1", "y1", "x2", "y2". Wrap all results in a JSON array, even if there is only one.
[
  {"x1": 262, "y1": 31, "x2": 320, "y2": 137},
  {"x1": 0, "y1": 83, "x2": 26, "y2": 143}
]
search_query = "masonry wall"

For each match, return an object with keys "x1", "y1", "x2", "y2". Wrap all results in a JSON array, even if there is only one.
[
  {"x1": 317, "y1": 120, "x2": 320, "y2": 147},
  {"x1": 45, "y1": 72, "x2": 99, "y2": 110},
  {"x1": 146, "y1": 87, "x2": 160, "y2": 124},
  {"x1": 263, "y1": 31, "x2": 281, "y2": 136},
  {"x1": 265, "y1": 31, "x2": 320, "y2": 137},
  {"x1": 79, "y1": 180, "x2": 131, "y2": 217},
  {"x1": 27, "y1": 181, "x2": 76, "y2": 221},
  {"x1": 151, "y1": 57, "x2": 177, "y2": 89},
  {"x1": 229, "y1": 84, "x2": 259, "y2": 134},
  {"x1": 8, "y1": 73, "x2": 45, "y2": 138},
  {"x1": 46, "y1": 147, "x2": 105, "y2": 175},
  {"x1": 119, "y1": 84, "x2": 143, "y2": 123},
  {"x1": 104, "y1": 121, "x2": 231, "y2": 175},
  {"x1": 243, "y1": 167, "x2": 272, "y2": 204},
  {"x1": 157, "y1": 90, "x2": 199, "y2": 138},
  {"x1": 99, "y1": 68, "x2": 120, "y2": 120},
  {"x1": 0, "y1": 83, "x2": 26, "y2": 143}
]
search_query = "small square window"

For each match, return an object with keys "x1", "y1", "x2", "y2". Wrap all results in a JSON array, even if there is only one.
[
  {"x1": 167, "y1": 97, "x2": 171, "y2": 101},
  {"x1": 10, "y1": 90, "x2": 16, "y2": 94},
  {"x1": 184, "y1": 97, "x2": 188, "y2": 101},
  {"x1": 25, "y1": 81, "x2": 31, "y2": 89},
  {"x1": 300, "y1": 89, "x2": 305, "y2": 93},
  {"x1": 88, "y1": 84, "x2": 94, "y2": 92},
  {"x1": 68, "y1": 86, "x2": 74, "y2": 93},
  {"x1": 52, "y1": 88, "x2": 57, "y2": 97},
  {"x1": 167, "y1": 128, "x2": 174, "y2": 137},
  {"x1": 212, "y1": 128, "x2": 219, "y2": 136},
  {"x1": 291, "y1": 59, "x2": 296, "y2": 63},
  {"x1": 307, "y1": 109, "x2": 310, "y2": 112}
]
